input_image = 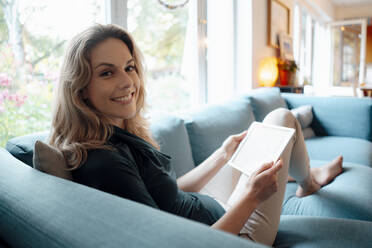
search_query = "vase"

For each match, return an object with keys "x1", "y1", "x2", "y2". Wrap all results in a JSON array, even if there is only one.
[
  {"x1": 279, "y1": 70, "x2": 289, "y2": 86},
  {"x1": 279, "y1": 70, "x2": 297, "y2": 86}
]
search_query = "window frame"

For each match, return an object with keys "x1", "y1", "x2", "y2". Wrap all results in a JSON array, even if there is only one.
[
  {"x1": 110, "y1": 0, "x2": 208, "y2": 105},
  {"x1": 108, "y1": 0, "x2": 250, "y2": 104},
  {"x1": 294, "y1": 5, "x2": 314, "y2": 85}
]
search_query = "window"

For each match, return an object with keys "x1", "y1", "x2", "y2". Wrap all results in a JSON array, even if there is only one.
[
  {"x1": 1, "y1": 0, "x2": 249, "y2": 146},
  {"x1": 329, "y1": 20, "x2": 367, "y2": 93},
  {"x1": 312, "y1": 22, "x2": 331, "y2": 89},
  {"x1": 293, "y1": 4, "x2": 300, "y2": 62},
  {"x1": 0, "y1": 0, "x2": 105, "y2": 146},
  {"x1": 338, "y1": 25, "x2": 361, "y2": 86},
  {"x1": 127, "y1": 0, "x2": 197, "y2": 114},
  {"x1": 298, "y1": 9, "x2": 313, "y2": 85},
  {"x1": 127, "y1": 0, "x2": 244, "y2": 108},
  {"x1": 206, "y1": 0, "x2": 234, "y2": 103},
  {"x1": 293, "y1": 3, "x2": 329, "y2": 88}
]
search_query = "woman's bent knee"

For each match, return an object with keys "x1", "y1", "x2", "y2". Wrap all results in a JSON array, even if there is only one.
[{"x1": 263, "y1": 108, "x2": 296, "y2": 128}]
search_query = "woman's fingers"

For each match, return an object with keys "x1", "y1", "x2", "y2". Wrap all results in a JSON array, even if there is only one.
[
  {"x1": 232, "y1": 131, "x2": 247, "y2": 143},
  {"x1": 258, "y1": 159, "x2": 283, "y2": 176},
  {"x1": 236, "y1": 130, "x2": 247, "y2": 139},
  {"x1": 270, "y1": 159, "x2": 283, "y2": 174},
  {"x1": 254, "y1": 161, "x2": 275, "y2": 175},
  {"x1": 245, "y1": 159, "x2": 284, "y2": 204}
]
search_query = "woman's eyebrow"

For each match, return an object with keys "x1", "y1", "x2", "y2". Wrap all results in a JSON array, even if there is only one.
[
  {"x1": 94, "y1": 63, "x2": 115, "y2": 69},
  {"x1": 94, "y1": 59, "x2": 134, "y2": 69}
]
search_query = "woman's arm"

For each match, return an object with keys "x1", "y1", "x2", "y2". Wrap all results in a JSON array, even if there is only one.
[
  {"x1": 212, "y1": 160, "x2": 283, "y2": 235},
  {"x1": 177, "y1": 147, "x2": 227, "y2": 192},
  {"x1": 177, "y1": 131, "x2": 247, "y2": 192}
]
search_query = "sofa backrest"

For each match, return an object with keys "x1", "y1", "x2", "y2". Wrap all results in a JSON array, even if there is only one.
[
  {"x1": 5, "y1": 115, "x2": 196, "y2": 179},
  {"x1": 243, "y1": 87, "x2": 288, "y2": 122},
  {"x1": 149, "y1": 113, "x2": 195, "y2": 178},
  {"x1": 183, "y1": 97, "x2": 256, "y2": 166},
  {"x1": 283, "y1": 93, "x2": 372, "y2": 141}
]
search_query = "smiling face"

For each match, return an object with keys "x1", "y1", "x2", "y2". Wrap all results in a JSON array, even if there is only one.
[{"x1": 84, "y1": 38, "x2": 140, "y2": 128}]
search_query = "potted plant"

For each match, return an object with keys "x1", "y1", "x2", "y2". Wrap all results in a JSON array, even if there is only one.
[{"x1": 277, "y1": 59, "x2": 298, "y2": 86}]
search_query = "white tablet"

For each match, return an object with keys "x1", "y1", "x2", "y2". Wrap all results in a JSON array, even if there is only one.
[{"x1": 228, "y1": 121, "x2": 295, "y2": 176}]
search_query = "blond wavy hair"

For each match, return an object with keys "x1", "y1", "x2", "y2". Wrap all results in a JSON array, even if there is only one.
[{"x1": 49, "y1": 24, "x2": 159, "y2": 170}]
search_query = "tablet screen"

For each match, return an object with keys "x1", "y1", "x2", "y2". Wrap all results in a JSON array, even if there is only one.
[{"x1": 229, "y1": 122, "x2": 295, "y2": 175}]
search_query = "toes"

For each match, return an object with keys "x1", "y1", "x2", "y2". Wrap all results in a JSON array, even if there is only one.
[{"x1": 337, "y1": 155, "x2": 343, "y2": 163}]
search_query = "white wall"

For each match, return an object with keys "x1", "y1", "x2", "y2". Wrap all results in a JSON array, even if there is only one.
[
  {"x1": 241, "y1": 0, "x2": 372, "y2": 91},
  {"x1": 335, "y1": 4, "x2": 372, "y2": 20},
  {"x1": 251, "y1": 0, "x2": 294, "y2": 88},
  {"x1": 302, "y1": 0, "x2": 335, "y2": 21},
  {"x1": 250, "y1": 0, "x2": 341, "y2": 89}
]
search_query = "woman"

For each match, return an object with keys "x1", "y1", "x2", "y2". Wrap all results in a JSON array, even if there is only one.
[{"x1": 49, "y1": 24, "x2": 343, "y2": 246}]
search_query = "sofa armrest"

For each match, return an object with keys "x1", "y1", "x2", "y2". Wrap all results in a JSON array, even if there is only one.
[
  {"x1": 0, "y1": 148, "x2": 265, "y2": 248},
  {"x1": 282, "y1": 93, "x2": 372, "y2": 141},
  {"x1": 275, "y1": 215, "x2": 372, "y2": 247},
  {"x1": 5, "y1": 131, "x2": 49, "y2": 167}
]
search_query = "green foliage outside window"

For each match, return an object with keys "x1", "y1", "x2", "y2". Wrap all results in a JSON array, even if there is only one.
[
  {"x1": 0, "y1": 0, "x2": 95, "y2": 147},
  {"x1": 128, "y1": 0, "x2": 191, "y2": 113},
  {"x1": 0, "y1": 0, "x2": 190, "y2": 147}
]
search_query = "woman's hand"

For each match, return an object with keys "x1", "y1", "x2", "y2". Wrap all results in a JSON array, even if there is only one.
[
  {"x1": 210, "y1": 159, "x2": 284, "y2": 236},
  {"x1": 244, "y1": 159, "x2": 283, "y2": 204},
  {"x1": 220, "y1": 131, "x2": 247, "y2": 162}
]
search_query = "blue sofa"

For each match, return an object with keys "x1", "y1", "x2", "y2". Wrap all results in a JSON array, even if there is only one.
[{"x1": 2, "y1": 88, "x2": 372, "y2": 247}]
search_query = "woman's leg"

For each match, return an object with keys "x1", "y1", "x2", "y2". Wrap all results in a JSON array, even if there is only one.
[
  {"x1": 232, "y1": 108, "x2": 307, "y2": 245},
  {"x1": 229, "y1": 108, "x2": 343, "y2": 245},
  {"x1": 200, "y1": 108, "x2": 342, "y2": 245},
  {"x1": 200, "y1": 108, "x2": 308, "y2": 245}
]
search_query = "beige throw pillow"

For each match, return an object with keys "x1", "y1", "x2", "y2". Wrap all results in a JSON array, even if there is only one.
[
  {"x1": 291, "y1": 105, "x2": 313, "y2": 128},
  {"x1": 33, "y1": 140, "x2": 72, "y2": 180},
  {"x1": 290, "y1": 105, "x2": 315, "y2": 139}
]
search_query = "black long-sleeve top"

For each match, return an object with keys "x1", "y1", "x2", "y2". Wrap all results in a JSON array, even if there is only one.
[{"x1": 72, "y1": 126, "x2": 225, "y2": 225}]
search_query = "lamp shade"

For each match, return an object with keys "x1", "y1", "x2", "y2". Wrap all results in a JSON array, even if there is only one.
[{"x1": 258, "y1": 57, "x2": 278, "y2": 87}]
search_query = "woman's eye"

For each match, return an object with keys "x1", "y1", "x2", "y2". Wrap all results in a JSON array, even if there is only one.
[
  {"x1": 100, "y1": 71, "x2": 113, "y2": 77},
  {"x1": 126, "y1": 65, "x2": 136, "y2": 72}
]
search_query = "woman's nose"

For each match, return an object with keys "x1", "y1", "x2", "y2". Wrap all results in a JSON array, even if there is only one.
[{"x1": 117, "y1": 70, "x2": 132, "y2": 88}]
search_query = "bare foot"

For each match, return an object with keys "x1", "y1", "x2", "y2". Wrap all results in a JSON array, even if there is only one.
[
  {"x1": 295, "y1": 156, "x2": 343, "y2": 197},
  {"x1": 296, "y1": 177, "x2": 321, "y2": 197},
  {"x1": 311, "y1": 155, "x2": 343, "y2": 186}
]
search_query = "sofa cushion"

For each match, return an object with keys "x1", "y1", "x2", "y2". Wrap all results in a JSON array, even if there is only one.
[
  {"x1": 150, "y1": 113, "x2": 195, "y2": 178},
  {"x1": 283, "y1": 93, "x2": 372, "y2": 141},
  {"x1": 302, "y1": 127, "x2": 315, "y2": 139},
  {"x1": 245, "y1": 87, "x2": 288, "y2": 122},
  {"x1": 0, "y1": 148, "x2": 264, "y2": 248},
  {"x1": 282, "y1": 160, "x2": 372, "y2": 221},
  {"x1": 275, "y1": 215, "x2": 372, "y2": 248},
  {"x1": 6, "y1": 131, "x2": 49, "y2": 167},
  {"x1": 290, "y1": 105, "x2": 313, "y2": 128},
  {"x1": 291, "y1": 105, "x2": 313, "y2": 128},
  {"x1": 185, "y1": 97, "x2": 255, "y2": 166},
  {"x1": 33, "y1": 140, "x2": 72, "y2": 180},
  {"x1": 305, "y1": 136, "x2": 372, "y2": 166},
  {"x1": 290, "y1": 105, "x2": 315, "y2": 139}
]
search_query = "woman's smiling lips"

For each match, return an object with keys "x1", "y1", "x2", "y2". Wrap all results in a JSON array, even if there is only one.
[{"x1": 111, "y1": 91, "x2": 135, "y2": 104}]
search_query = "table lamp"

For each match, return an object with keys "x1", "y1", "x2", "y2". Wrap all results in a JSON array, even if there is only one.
[{"x1": 258, "y1": 57, "x2": 278, "y2": 87}]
